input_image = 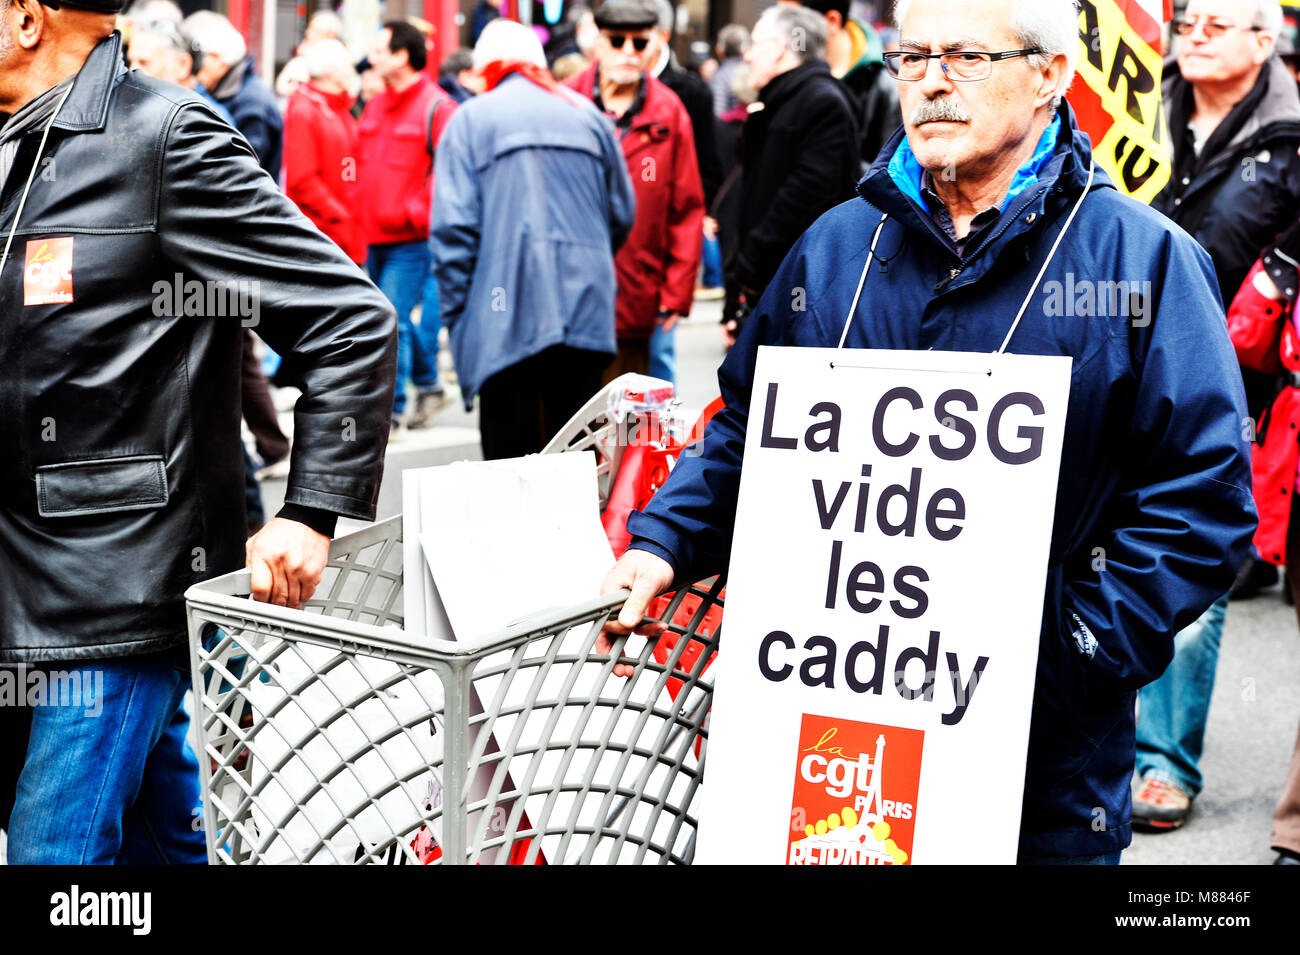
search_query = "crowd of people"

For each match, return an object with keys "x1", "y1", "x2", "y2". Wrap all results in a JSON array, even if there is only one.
[
  {"x1": 120, "y1": 0, "x2": 903, "y2": 464},
  {"x1": 3, "y1": 0, "x2": 1300, "y2": 867}
]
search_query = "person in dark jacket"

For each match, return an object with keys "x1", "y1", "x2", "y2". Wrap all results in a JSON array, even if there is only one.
[
  {"x1": 599, "y1": 0, "x2": 1255, "y2": 864},
  {"x1": 789, "y1": 0, "x2": 901, "y2": 166},
  {"x1": 178, "y1": 11, "x2": 292, "y2": 525},
  {"x1": 0, "y1": 3, "x2": 395, "y2": 864},
  {"x1": 431, "y1": 20, "x2": 636, "y2": 459},
  {"x1": 183, "y1": 9, "x2": 283, "y2": 180},
  {"x1": 566, "y1": 0, "x2": 704, "y2": 381},
  {"x1": 438, "y1": 47, "x2": 481, "y2": 103},
  {"x1": 648, "y1": 0, "x2": 721, "y2": 207},
  {"x1": 723, "y1": 4, "x2": 860, "y2": 346},
  {"x1": 1134, "y1": 0, "x2": 1300, "y2": 834},
  {"x1": 647, "y1": 0, "x2": 721, "y2": 385}
]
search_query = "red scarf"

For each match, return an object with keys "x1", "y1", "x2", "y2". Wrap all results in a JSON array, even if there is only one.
[{"x1": 480, "y1": 59, "x2": 580, "y2": 104}]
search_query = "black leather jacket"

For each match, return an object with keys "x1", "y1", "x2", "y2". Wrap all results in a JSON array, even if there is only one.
[{"x1": 0, "y1": 33, "x2": 397, "y2": 662}]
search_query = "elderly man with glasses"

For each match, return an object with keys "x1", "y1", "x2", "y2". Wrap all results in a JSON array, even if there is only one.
[
  {"x1": 566, "y1": 0, "x2": 703, "y2": 382},
  {"x1": 597, "y1": 0, "x2": 1256, "y2": 864},
  {"x1": 1131, "y1": 0, "x2": 1300, "y2": 835}
]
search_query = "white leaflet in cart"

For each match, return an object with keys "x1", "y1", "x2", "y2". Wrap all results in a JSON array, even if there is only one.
[{"x1": 407, "y1": 453, "x2": 614, "y2": 641}]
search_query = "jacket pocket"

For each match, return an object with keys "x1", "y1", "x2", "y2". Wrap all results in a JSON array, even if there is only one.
[{"x1": 36, "y1": 454, "x2": 168, "y2": 518}]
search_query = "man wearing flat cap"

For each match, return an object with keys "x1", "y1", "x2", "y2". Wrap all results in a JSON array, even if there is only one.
[
  {"x1": 567, "y1": 0, "x2": 703, "y2": 379},
  {"x1": 0, "y1": 0, "x2": 396, "y2": 863}
]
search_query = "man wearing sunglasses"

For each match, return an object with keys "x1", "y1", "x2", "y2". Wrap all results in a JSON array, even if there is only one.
[
  {"x1": 1134, "y1": 0, "x2": 1300, "y2": 836},
  {"x1": 599, "y1": 0, "x2": 1254, "y2": 865},
  {"x1": 566, "y1": 0, "x2": 703, "y2": 381}
]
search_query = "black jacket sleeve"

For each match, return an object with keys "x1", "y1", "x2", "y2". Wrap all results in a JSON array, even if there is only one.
[{"x1": 157, "y1": 102, "x2": 397, "y2": 521}]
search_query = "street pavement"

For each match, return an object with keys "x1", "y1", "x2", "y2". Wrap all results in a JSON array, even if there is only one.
[{"x1": 257, "y1": 299, "x2": 1300, "y2": 866}]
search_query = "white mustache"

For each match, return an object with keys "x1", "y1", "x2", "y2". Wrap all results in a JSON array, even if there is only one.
[{"x1": 911, "y1": 96, "x2": 972, "y2": 125}]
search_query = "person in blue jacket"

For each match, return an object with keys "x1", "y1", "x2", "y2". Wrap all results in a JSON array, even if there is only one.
[
  {"x1": 431, "y1": 19, "x2": 637, "y2": 458},
  {"x1": 599, "y1": 0, "x2": 1257, "y2": 863}
]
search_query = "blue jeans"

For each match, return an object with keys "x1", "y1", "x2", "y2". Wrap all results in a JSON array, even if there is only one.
[
  {"x1": 701, "y1": 233, "x2": 723, "y2": 288},
  {"x1": 3, "y1": 650, "x2": 208, "y2": 864},
  {"x1": 1135, "y1": 591, "x2": 1229, "y2": 797},
  {"x1": 244, "y1": 446, "x2": 264, "y2": 530},
  {"x1": 649, "y1": 320, "x2": 676, "y2": 386},
  {"x1": 367, "y1": 241, "x2": 437, "y2": 414},
  {"x1": 417, "y1": 270, "x2": 442, "y2": 388}
]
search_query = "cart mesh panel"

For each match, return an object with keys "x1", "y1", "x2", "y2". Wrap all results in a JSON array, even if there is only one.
[{"x1": 188, "y1": 518, "x2": 720, "y2": 865}]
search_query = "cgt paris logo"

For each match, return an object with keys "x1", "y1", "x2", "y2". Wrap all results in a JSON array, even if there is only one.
[
  {"x1": 24, "y1": 236, "x2": 74, "y2": 306},
  {"x1": 787, "y1": 713, "x2": 923, "y2": 865}
]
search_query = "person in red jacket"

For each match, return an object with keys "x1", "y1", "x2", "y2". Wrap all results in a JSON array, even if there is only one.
[
  {"x1": 284, "y1": 39, "x2": 365, "y2": 264},
  {"x1": 1226, "y1": 222, "x2": 1300, "y2": 866},
  {"x1": 357, "y1": 20, "x2": 456, "y2": 430},
  {"x1": 566, "y1": 0, "x2": 704, "y2": 381}
]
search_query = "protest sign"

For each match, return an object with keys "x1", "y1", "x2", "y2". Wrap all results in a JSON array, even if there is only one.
[{"x1": 695, "y1": 347, "x2": 1071, "y2": 864}]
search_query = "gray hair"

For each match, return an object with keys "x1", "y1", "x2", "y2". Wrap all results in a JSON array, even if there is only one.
[
  {"x1": 717, "y1": 23, "x2": 750, "y2": 58},
  {"x1": 303, "y1": 38, "x2": 354, "y2": 80},
  {"x1": 127, "y1": 0, "x2": 182, "y2": 25},
  {"x1": 894, "y1": 0, "x2": 1079, "y2": 111},
  {"x1": 472, "y1": 18, "x2": 547, "y2": 71},
  {"x1": 1247, "y1": 0, "x2": 1284, "y2": 33},
  {"x1": 306, "y1": 11, "x2": 344, "y2": 38},
  {"x1": 754, "y1": 4, "x2": 828, "y2": 65},
  {"x1": 181, "y1": 10, "x2": 247, "y2": 65}
]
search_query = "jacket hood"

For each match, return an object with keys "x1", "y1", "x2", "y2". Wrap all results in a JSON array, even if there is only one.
[
  {"x1": 1163, "y1": 54, "x2": 1300, "y2": 155},
  {"x1": 841, "y1": 18, "x2": 885, "y2": 80}
]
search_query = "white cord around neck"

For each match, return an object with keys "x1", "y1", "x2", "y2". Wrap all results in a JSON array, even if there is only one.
[
  {"x1": 996, "y1": 160, "x2": 1095, "y2": 354},
  {"x1": 1, "y1": 83, "x2": 75, "y2": 271},
  {"x1": 837, "y1": 213, "x2": 890, "y2": 349},
  {"x1": 835, "y1": 161, "x2": 1097, "y2": 356}
]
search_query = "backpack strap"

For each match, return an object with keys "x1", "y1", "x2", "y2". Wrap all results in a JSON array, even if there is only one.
[{"x1": 426, "y1": 94, "x2": 455, "y2": 157}]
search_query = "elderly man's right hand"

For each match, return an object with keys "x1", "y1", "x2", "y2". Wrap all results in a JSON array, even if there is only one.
[{"x1": 595, "y1": 549, "x2": 675, "y2": 678}]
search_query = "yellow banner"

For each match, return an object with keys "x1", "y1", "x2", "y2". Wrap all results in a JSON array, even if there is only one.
[{"x1": 1072, "y1": 0, "x2": 1171, "y2": 205}]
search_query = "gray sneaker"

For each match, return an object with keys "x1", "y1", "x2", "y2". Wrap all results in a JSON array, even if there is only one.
[{"x1": 406, "y1": 387, "x2": 450, "y2": 429}]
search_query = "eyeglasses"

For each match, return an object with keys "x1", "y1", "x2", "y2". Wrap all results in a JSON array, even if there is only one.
[
  {"x1": 1171, "y1": 16, "x2": 1266, "y2": 38},
  {"x1": 883, "y1": 49, "x2": 1042, "y2": 82},
  {"x1": 604, "y1": 32, "x2": 651, "y2": 52}
]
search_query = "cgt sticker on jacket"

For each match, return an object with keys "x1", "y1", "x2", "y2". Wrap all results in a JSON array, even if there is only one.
[
  {"x1": 787, "y1": 713, "x2": 923, "y2": 865},
  {"x1": 24, "y1": 237, "x2": 74, "y2": 306}
]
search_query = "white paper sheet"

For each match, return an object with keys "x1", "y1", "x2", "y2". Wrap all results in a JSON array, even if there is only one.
[{"x1": 405, "y1": 453, "x2": 614, "y2": 641}]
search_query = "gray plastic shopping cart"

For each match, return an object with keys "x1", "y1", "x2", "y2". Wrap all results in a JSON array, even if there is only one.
[{"x1": 184, "y1": 379, "x2": 722, "y2": 864}]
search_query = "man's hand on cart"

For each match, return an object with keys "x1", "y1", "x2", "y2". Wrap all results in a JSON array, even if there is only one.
[
  {"x1": 596, "y1": 549, "x2": 674, "y2": 678},
  {"x1": 246, "y1": 518, "x2": 330, "y2": 609}
]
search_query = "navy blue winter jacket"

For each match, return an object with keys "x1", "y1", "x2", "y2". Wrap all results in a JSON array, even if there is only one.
[{"x1": 627, "y1": 102, "x2": 1257, "y2": 858}]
